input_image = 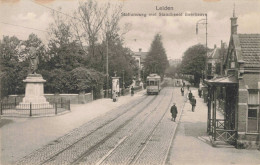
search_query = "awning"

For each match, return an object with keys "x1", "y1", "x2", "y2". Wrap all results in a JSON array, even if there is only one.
[{"x1": 205, "y1": 75, "x2": 238, "y2": 86}]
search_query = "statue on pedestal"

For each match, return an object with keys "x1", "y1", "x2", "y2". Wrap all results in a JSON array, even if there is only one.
[
  {"x1": 16, "y1": 46, "x2": 51, "y2": 109},
  {"x1": 28, "y1": 47, "x2": 39, "y2": 74}
]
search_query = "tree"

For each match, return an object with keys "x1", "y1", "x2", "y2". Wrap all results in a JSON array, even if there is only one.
[
  {"x1": 180, "y1": 44, "x2": 207, "y2": 86},
  {"x1": 144, "y1": 33, "x2": 169, "y2": 79},
  {"x1": 165, "y1": 64, "x2": 181, "y2": 78},
  {"x1": 0, "y1": 34, "x2": 48, "y2": 97},
  {"x1": 70, "y1": 67, "x2": 104, "y2": 98},
  {"x1": 0, "y1": 36, "x2": 24, "y2": 97}
]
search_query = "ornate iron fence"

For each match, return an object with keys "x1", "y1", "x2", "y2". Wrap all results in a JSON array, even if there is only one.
[
  {"x1": 214, "y1": 129, "x2": 237, "y2": 143},
  {"x1": 0, "y1": 99, "x2": 70, "y2": 117}
]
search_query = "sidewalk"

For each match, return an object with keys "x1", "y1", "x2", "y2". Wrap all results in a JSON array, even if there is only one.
[
  {"x1": 167, "y1": 88, "x2": 260, "y2": 165},
  {"x1": 0, "y1": 90, "x2": 146, "y2": 164}
]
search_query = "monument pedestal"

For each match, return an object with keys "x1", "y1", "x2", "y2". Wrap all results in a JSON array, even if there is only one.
[{"x1": 17, "y1": 74, "x2": 52, "y2": 109}]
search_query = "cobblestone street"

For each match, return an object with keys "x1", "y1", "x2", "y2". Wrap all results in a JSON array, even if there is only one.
[
  {"x1": 1, "y1": 84, "x2": 260, "y2": 165},
  {"x1": 13, "y1": 87, "x2": 185, "y2": 165}
]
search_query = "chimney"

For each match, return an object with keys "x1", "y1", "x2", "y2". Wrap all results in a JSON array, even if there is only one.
[
  {"x1": 230, "y1": 4, "x2": 238, "y2": 35},
  {"x1": 139, "y1": 48, "x2": 142, "y2": 52},
  {"x1": 214, "y1": 44, "x2": 217, "y2": 49}
]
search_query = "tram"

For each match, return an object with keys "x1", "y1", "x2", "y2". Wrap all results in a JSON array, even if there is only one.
[{"x1": 146, "y1": 73, "x2": 161, "y2": 95}]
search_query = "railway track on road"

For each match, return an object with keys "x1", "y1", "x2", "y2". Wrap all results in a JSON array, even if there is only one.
[
  {"x1": 17, "y1": 93, "x2": 155, "y2": 165},
  {"x1": 17, "y1": 87, "x2": 182, "y2": 165}
]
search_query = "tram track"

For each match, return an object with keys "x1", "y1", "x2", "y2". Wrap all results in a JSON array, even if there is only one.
[
  {"x1": 17, "y1": 87, "x2": 178, "y2": 165},
  {"x1": 72, "y1": 90, "x2": 169, "y2": 165},
  {"x1": 43, "y1": 90, "x2": 167, "y2": 165},
  {"x1": 128, "y1": 90, "x2": 174, "y2": 165},
  {"x1": 17, "y1": 94, "x2": 154, "y2": 165},
  {"x1": 95, "y1": 88, "x2": 174, "y2": 165}
]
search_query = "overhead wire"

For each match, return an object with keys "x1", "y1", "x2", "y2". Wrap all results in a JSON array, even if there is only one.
[
  {"x1": 29, "y1": 0, "x2": 80, "y2": 21},
  {"x1": 0, "y1": 0, "x2": 81, "y2": 34},
  {"x1": 0, "y1": 21, "x2": 49, "y2": 33}
]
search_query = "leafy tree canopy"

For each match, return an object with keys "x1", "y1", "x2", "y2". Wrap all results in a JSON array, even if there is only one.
[
  {"x1": 144, "y1": 33, "x2": 169, "y2": 79},
  {"x1": 180, "y1": 44, "x2": 207, "y2": 86}
]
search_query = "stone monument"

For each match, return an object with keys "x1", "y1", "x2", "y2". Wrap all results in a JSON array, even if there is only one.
[{"x1": 17, "y1": 47, "x2": 51, "y2": 109}]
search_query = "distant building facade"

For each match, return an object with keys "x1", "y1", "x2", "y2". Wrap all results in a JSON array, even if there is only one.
[
  {"x1": 169, "y1": 59, "x2": 182, "y2": 67},
  {"x1": 206, "y1": 42, "x2": 228, "y2": 79},
  {"x1": 133, "y1": 48, "x2": 148, "y2": 81}
]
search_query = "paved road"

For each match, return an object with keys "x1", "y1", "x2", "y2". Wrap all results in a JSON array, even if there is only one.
[{"x1": 16, "y1": 87, "x2": 185, "y2": 165}]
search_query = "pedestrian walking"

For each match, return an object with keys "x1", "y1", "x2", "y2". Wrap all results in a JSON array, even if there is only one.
[
  {"x1": 170, "y1": 103, "x2": 178, "y2": 122},
  {"x1": 181, "y1": 87, "x2": 184, "y2": 96},
  {"x1": 131, "y1": 86, "x2": 134, "y2": 96},
  {"x1": 190, "y1": 96, "x2": 196, "y2": 112},
  {"x1": 187, "y1": 84, "x2": 190, "y2": 90},
  {"x1": 198, "y1": 88, "x2": 202, "y2": 98},
  {"x1": 188, "y1": 90, "x2": 193, "y2": 101}
]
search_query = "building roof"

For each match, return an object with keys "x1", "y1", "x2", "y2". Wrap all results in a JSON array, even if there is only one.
[
  {"x1": 205, "y1": 75, "x2": 238, "y2": 86},
  {"x1": 238, "y1": 34, "x2": 260, "y2": 68},
  {"x1": 208, "y1": 48, "x2": 221, "y2": 59}
]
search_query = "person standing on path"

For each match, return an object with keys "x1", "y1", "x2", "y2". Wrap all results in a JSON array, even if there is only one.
[
  {"x1": 188, "y1": 90, "x2": 193, "y2": 101},
  {"x1": 131, "y1": 86, "x2": 134, "y2": 96},
  {"x1": 198, "y1": 88, "x2": 202, "y2": 98},
  {"x1": 190, "y1": 96, "x2": 196, "y2": 112},
  {"x1": 181, "y1": 87, "x2": 184, "y2": 96},
  {"x1": 170, "y1": 103, "x2": 178, "y2": 122},
  {"x1": 112, "y1": 90, "x2": 117, "y2": 102}
]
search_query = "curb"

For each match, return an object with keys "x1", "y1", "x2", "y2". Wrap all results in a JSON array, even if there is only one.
[{"x1": 164, "y1": 92, "x2": 188, "y2": 165}]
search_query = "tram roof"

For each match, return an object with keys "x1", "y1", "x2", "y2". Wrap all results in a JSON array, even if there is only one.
[{"x1": 147, "y1": 74, "x2": 160, "y2": 79}]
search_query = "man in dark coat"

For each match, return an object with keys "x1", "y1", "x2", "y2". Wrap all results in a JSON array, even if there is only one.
[
  {"x1": 170, "y1": 103, "x2": 178, "y2": 122},
  {"x1": 131, "y1": 86, "x2": 134, "y2": 96},
  {"x1": 188, "y1": 90, "x2": 193, "y2": 101},
  {"x1": 191, "y1": 96, "x2": 196, "y2": 112}
]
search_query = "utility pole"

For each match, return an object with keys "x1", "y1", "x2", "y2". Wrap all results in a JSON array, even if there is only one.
[
  {"x1": 106, "y1": 33, "x2": 109, "y2": 98},
  {"x1": 196, "y1": 14, "x2": 208, "y2": 81},
  {"x1": 205, "y1": 14, "x2": 208, "y2": 80}
]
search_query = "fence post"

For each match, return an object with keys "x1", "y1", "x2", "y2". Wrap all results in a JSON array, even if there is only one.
[
  {"x1": 0, "y1": 101, "x2": 3, "y2": 115},
  {"x1": 55, "y1": 102, "x2": 57, "y2": 115},
  {"x1": 68, "y1": 100, "x2": 71, "y2": 111},
  {"x1": 15, "y1": 97, "x2": 17, "y2": 106},
  {"x1": 61, "y1": 98, "x2": 63, "y2": 108},
  {"x1": 30, "y1": 103, "x2": 32, "y2": 117}
]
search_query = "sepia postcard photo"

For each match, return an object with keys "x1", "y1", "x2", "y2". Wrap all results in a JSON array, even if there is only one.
[{"x1": 0, "y1": 0, "x2": 260, "y2": 164}]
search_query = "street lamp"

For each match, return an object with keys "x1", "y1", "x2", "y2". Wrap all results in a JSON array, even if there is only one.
[
  {"x1": 106, "y1": 29, "x2": 109, "y2": 98},
  {"x1": 196, "y1": 14, "x2": 208, "y2": 81}
]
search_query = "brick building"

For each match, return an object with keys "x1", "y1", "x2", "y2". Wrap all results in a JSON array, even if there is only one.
[{"x1": 205, "y1": 10, "x2": 260, "y2": 149}]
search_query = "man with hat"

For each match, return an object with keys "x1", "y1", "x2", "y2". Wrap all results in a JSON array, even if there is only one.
[
  {"x1": 170, "y1": 103, "x2": 178, "y2": 122},
  {"x1": 190, "y1": 96, "x2": 197, "y2": 112}
]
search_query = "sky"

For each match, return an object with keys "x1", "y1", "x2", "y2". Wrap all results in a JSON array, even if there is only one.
[{"x1": 0, "y1": 0, "x2": 259, "y2": 60}]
